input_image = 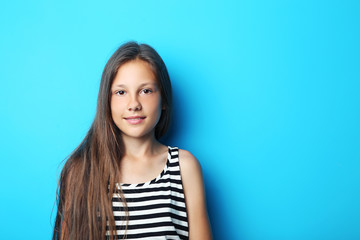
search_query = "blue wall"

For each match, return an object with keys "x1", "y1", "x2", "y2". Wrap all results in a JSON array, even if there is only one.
[{"x1": 1, "y1": 0, "x2": 359, "y2": 239}]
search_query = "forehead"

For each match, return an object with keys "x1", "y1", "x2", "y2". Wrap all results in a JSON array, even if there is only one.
[{"x1": 112, "y1": 59, "x2": 157, "y2": 86}]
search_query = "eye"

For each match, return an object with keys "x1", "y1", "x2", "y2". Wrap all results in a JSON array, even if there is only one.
[
  {"x1": 141, "y1": 89, "x2": 153, "y2": 94},
  {"x1": 115, "y1": 90, "x2": 126, "y2": 95}
]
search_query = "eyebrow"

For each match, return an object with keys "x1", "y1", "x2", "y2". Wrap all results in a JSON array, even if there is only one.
[{"x1": 113, "y1": 83, "x2": 158, "y2": 88}]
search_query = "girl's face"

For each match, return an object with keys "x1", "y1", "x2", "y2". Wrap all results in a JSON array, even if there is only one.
[{"x1": 110, "y1": 59, "x2": 162, "y2": 139}]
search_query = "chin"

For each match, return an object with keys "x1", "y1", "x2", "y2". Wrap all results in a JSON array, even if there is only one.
[{"x1": 121, "y1": 130, "x2": 154, "y2": 139}]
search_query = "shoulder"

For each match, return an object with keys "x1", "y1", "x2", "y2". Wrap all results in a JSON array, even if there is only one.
[
  {"x1": 177, "y1": 149, "x2": 204, "y2": 195},
  {"x1": 177, "y1": 148, "x2": 213, "y2": 239},
  {"x1": 177, "y1": 149, "x2": 203, "y2": 179},
  {"x1": 62, "y1": 156, "x2": 82, "y2": 178},
  {"x1": 60, "y1": 156, "x2": 83, "y2": 194}
]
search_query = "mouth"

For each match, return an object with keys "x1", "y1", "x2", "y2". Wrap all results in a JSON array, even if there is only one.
[{"x1": 124, "y1": 116, "x2": 146, "y2": 125}]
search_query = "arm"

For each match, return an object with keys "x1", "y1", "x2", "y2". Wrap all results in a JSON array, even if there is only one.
[
  {"x1": 59, "y1": 169, "x2": 72, "y2": 240},
  {"x1": 57, "y1": 159, "x2": 80, "y2": 240},
  {"x1": 179, "y1": 149, "x2": 212, "y2": 240}
]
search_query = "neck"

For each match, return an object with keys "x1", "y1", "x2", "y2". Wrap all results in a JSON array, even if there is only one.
[{"x1": 121, "y1": 132, "x2": 163, "y2": 159}]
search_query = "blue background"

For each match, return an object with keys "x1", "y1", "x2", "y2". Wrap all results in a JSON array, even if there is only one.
[{"x1": 1, "y1": 0, "x2": 359, "y2": 239}]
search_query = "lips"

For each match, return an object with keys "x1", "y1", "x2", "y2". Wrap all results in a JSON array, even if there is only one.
[{"x1": 124, "y1": 116, "x2": 146, "y2": 125}]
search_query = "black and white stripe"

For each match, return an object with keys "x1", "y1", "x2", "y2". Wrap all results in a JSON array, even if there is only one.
[{"x1": 108, "y1": 146, "x2": 189, "y2": 239}]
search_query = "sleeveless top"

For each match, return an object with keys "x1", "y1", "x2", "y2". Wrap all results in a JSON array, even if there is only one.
[{"x1": 108, "y1": 146, "x2": 189, "y2": 240}]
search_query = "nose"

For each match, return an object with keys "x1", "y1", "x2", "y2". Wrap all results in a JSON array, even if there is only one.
[{"x1": 127, "y1": 95, "x2": 142, "y2": 111}]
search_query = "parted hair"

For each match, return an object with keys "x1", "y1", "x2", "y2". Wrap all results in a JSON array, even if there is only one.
[{"x1": 53, "y1": 42, "x2": 172, "y2": 240}]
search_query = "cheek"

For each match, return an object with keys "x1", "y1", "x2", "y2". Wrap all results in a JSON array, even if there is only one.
[
  {"x1": 110, "y1": 98, "x2": 116, "y2": 115},
  {"x1": 147, "y1": 96, "x2": 162, "y2": 113},
  {"x1": 110, "y1": 98, "x2": 124, "y2": 119}
]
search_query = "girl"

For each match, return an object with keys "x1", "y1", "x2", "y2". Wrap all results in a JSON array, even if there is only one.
[{"x1": 53, "y1": 42, "x2": 212, "y2": 240}]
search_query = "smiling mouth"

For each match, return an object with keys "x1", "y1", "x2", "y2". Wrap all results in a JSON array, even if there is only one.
[
  {"x1": 124, "y1": 116, "x2": 146, "y2": 120},
  {"x1": 124, "y1": 116, "x2": 146, "y2": 124}
]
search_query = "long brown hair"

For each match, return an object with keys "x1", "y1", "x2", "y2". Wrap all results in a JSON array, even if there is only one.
[{"x1": 53, "y1": 42, "x2": 173, "y2": 240}]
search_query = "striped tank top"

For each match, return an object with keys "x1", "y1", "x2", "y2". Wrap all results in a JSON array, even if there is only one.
[{"x1": 109, "y1": 146, "x2": 189, "y2": 239}]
